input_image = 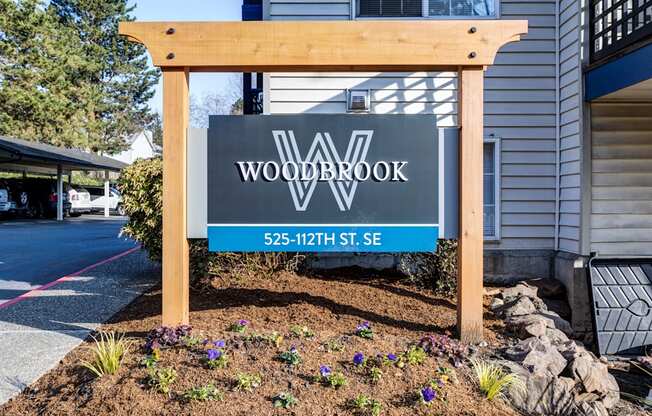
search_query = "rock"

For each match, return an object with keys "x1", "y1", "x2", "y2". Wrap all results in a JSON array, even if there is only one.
[
  {"x1": 506, "y1": 371, "x2": 577, "y2": 416},
  {"x1": 524, "y1": 278, "x2": 567, "y2": 298},
  {"x1": 505, "y1": 314, "x2": 554, "y2": 339},
  {"x1": 505, "y1": 315, "x2": 552, "y2": 339},
  {"x1": 543, "y1": 298, "x2": 571, "y2": 318},
  {"x1": 576, "y1": 400, "x2": 609, "y2": 416},
  {"x1": 557, "y1": 341, "x2": 585, "y2": 361},
  {"x1": 570, "y1": 354, "x2": 620, "y2": 409},
  {"x1": 499, "y1": 296, "x2": 537, "y2": 317},
  {"x1": 489, "y1": 297, "x2": 504, "y2": 311},
  {"x1": 505, "y1": 336, "x2": 567, "y2": 377},
  {"x1": 545, "y1": 327, "x2": 570, "y2": 344},
  {"x1": 536, "y1": 310, "x2": 574, "y2": 336},
  {"x1": 501, "y1": 283, "x2": 539, "y2": 301},
  {"x1": 530, "y1": 296, "x2": 549, "y2": 312}
]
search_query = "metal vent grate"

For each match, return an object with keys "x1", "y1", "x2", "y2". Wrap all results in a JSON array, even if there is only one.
[{"x1": 589, "y1": 258, "x2": 652, "y2": 356}]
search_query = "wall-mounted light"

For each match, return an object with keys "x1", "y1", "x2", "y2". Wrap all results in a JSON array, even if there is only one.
[{"x1": 346, "y1": 89, "x2": 371, "y2": 112}]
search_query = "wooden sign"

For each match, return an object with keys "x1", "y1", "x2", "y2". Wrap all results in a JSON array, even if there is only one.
[{"x1": 119, "y1": 20, "x2": 528, "y2": 343}]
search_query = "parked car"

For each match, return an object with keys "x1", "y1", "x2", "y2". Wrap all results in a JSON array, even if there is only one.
[
  {"x1": 87, "y1": 186, "x2": 125, "y2": 216},
  {"x1": 66, "y1": 184, "x2": 92, "y2": 217},
  {"x1": 5, "y1": 178, "x2": 71, "y2": 218},
  {"x1": 0, "y1": 179, "x2": 17, "y2": 217}
]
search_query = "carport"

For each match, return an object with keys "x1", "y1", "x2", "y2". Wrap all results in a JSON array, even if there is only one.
[{"x1": 0, "y1": 136, "x2": 127, "y2": 220}]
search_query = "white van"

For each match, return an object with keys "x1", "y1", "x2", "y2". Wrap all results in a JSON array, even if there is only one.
[
  {"x1": 66, "y1": 185, "x2": 92, "y2": 217},
  {"x1": 87, "y1": 186, "x2": 125, "y2": 216}
]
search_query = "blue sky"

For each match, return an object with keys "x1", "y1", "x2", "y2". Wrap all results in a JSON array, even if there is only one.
[{"x1": 129, "y1": 0, "x2": 243, "y2": 114}]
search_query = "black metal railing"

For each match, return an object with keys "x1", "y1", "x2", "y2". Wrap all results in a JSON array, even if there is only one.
[{"x1": 590, "y1": 0, "x2": 652, "y2": 63}]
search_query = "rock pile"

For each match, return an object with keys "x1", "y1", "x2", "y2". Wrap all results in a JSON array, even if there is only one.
[{"x1": 490, "y1": 278, "x2": 620, "y2": 416}]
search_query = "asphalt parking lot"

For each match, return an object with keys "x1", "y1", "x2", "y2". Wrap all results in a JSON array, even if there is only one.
[{"x1": 0, "y1": 215, "x2": 137, "y2": 305}]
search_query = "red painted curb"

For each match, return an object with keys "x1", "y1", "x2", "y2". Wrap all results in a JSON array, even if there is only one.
[{"x1": 0, "y1": 246, "x2": 141, "y2": 310}]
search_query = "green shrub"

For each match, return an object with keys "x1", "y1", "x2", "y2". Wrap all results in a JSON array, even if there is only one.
[
  {"x1": 81, "y1": 331, "x2": 129, "y2": 377},
  {"x1": 118, "y1": 158, "x2": 163, "y2": 261},
  {"x1": 118, "y1": 158, "x2": 304, "y2": 282},
  {"x1": 398, "y1": 239, "x2": 458, "y2": 297}
]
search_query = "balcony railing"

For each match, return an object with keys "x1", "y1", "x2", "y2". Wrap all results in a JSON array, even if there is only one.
[{"x1": 590, "y1": 0, "x2": 652, "y2": 63}]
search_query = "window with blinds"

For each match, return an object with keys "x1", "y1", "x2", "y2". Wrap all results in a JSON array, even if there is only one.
[
  {"x1": 358, "y1": 0, "x2": 423, "y2": 17},
  {"x1": 357, "y1": 0, "x2": 496, "y2": 17}
]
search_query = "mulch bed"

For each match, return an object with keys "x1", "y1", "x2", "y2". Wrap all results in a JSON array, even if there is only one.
[{"x1": 2, "y1": 270, "x2": 518, "y2": 416}]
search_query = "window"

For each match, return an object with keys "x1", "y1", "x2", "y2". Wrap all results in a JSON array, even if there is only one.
[
  {"x1": 357, "y1": 0, "x2": 497, "y2": 18},
  {"x1": 483, "y1": 139, "x2": 500, "y2": 239}
]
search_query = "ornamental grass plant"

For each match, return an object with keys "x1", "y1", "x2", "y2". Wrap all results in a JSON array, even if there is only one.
[
  {"x1": 80, "y1": 331, "x2": 129, "y2": 377},
  {"x1": 471, "y1": 358, "x2": 524, "y2": 401}
]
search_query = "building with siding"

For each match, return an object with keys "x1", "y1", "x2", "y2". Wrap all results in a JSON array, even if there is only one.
[{"x1": 243, "y1": 0, "x2": 652, "y2": 334}]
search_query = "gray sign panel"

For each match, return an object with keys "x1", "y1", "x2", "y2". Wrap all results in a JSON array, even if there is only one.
[{"x1": 196, "y1": 114, "x2": 457, "y2": 252}]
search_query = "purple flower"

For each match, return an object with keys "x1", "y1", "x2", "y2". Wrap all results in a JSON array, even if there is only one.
[
  {"x1": 207, "y1": 349, "x2": 221, "y2": 361},
  {"x1": 290, "y1": 345, "x2": 298, "y2": 354},
  {"x1": 387, "y1": 353, "x2": 398, "y2": 361},
  {"x1": 238, "y1": 319, "x2": 249, "y2": 326},
  {"x1": 319, "y1": 365, "x2": 332, "y2": 378},
  {"x1": 356, "y1": 321, "x2": 370, "y2": 331},
  {"x1": 213, "y1": 340, "x2": 226, "y2": 349},
  {"x1": 202, "y1": 338, "x2": 210, "y2": 346},
  {"x1": 421, "y1": 386, "x2": 436, "y2": 403},
  {"x1": 353, "y1": 352, "x2": 365, "y2": 366}
]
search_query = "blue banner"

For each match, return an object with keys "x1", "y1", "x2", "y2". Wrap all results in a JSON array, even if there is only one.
[{"x1": 208, "y1": 225, "x2": 438, "y2": 253}]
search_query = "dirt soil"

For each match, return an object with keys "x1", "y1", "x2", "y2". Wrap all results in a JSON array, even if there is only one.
[{"x1": 1, "y1": 271, "x2": 522, "y2": 416}]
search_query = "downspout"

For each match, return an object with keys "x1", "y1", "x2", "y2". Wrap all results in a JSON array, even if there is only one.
[{"x1": 554, "y1": 0, "x2": 561, "y2": 251}]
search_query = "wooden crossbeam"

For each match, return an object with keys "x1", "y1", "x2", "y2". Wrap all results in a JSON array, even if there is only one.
[{"x1": 119, "y1": 21, "x2": 526, "y2": 71}]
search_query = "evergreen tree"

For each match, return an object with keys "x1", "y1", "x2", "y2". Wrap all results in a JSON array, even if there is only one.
[
  {"x1": 0, "y1": 0, "x2": 90, "y2": 147},
  {"x1": 49, "y1": 0, "x2": 159, "y2": 154}
]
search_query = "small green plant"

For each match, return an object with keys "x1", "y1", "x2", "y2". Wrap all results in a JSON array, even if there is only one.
[
  {"x1": 229, "y1": 319, "x2": 250, "y2": 333},
  {"x1": 236, "y1": 372, "x2": 262, "y2": 392},
  {"x1": 290, "y1": 325, "x2": 315, "y2": 338},
  {"x1": 436, "y1": 366, "x2": 458, "y2": 385},
  {"x1": 323, "y1": 339, "x2": 344, "y2": 352},
  {"x1": 244, "y1": 331, "x2": 284, "y2": 348},
  {"x1": 183, "y1": 384, "x2": 224, "y2": 402},
  {"x1": 141, "y1": 349, "x2": 160, "y2": 370},
  {"x1": 403, "y1": 346, "x2": 427, "y2": 366},
  {"x1": 471, "y1": 359, "x2": 523, "y2": 401},
  {"x1": 180, "y1": 335, "x2": 203, "y2": 349},
  {"x1": 355, "y1": 322, "x2": 374, "y2": 339},
  {"x1": 81, "y1": 331, "x2": 129, "y2": 377},
  {"x1": 272, "y1": 392, "x2": 298, "y2": 408},
  {"x1": 318, "y1": 365, "x2": 348, "y2": 389},
  {"x1": 370, "y1": 366, "x2": 383, "y2": 384},
  {"x1": 278, "y1": 346, "x2": 302, "y2": 366},
  {"x1": 353, "y1": 394, "x2": 383, "y2": 416},
  {"x1": 147, "y1": 367, "x2": 177, "y2": 394}
]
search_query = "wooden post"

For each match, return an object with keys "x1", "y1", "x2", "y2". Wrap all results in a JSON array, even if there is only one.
[
  {"x1": 162, "y1": 67, "x2": 190, "y2": 326},
  {"x1": 457, "y1": 67, "x2": 485, "y2": 343}
]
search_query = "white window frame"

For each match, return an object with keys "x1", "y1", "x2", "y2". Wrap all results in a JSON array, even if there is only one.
[
  {"x1": 352, "y1": 0, "x2": 501, "y2": 20},
  {"x1": 484, "y1": 136, "x2": 501, "y2": 241}
]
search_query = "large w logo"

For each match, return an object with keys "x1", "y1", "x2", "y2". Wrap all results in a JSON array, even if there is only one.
[{"x1": 272, "y1": 130, "x2": 374, "y2": 211}]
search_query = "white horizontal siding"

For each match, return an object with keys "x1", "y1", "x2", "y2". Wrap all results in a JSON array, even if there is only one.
[
  {"x1": 557, "y1": 0, "x2": 582, "y2": 254},
  {"x1": 266, "y1": 0, "x2": 558, "y2": 250},
  {"x1": 590, "y1": 102, "x2": 652, "y2": 256}
]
